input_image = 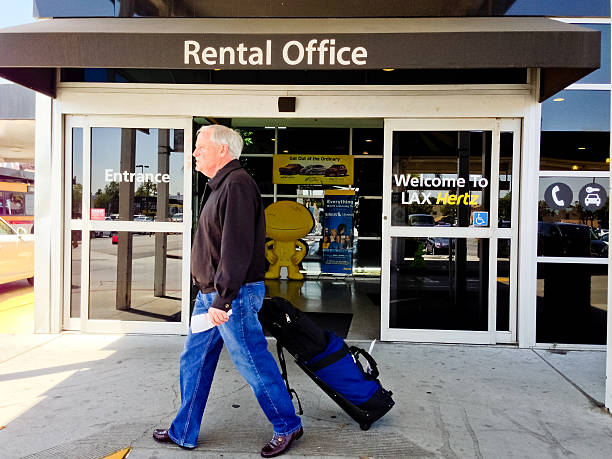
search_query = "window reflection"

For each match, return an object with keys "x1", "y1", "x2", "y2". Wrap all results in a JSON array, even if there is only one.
[
  {"x1": 390, "y1": 237, "x2": 489, "y2": 331},
  {"x1": 574, "y1": 24, "x2": 610, "y2": 85},
  {"x1": 506, "y1": 0, "x2": 609, "y2": 17},
  {"x1": 540, "y1": 131, "x2": 610, "y2": 171},
  {"x1": 536, "y1": 263, "x2": 608, "y2": 345},
  {"x1": 538, "y1": 177, "x2": 609, "y2": 257},
  {"x1": 239, "y1": 127, "x2": 276, "y2": 155},
  {"x1": 71, "y1": 230, "x2": 82, "y2": 318},
  {"x1": 277, "y1": 128, "x2": 349, "y2": 155},
  {"x1": 499, "y1": 132, "x2": 514, "y2": 225},
  {"x1": 391, "y1": 131, "x2": 492, "y2": 227},
  {"x1": 72, "y1": 128, "x2": 83, "y2": 219},
  {"x1": 89, "y1": 231, "x2": 182, "y2": 321},
  {"x1": 90, "y1": 128, "x2": 185, "y2": 222},
  {"x1": 542, "y1": 91, "x2": 610, "y2": 133},
  {"x1": 240, "y1": 156, "x2": 273, "y2": 194},
  {"x1": 497, "y1": 239, "x2": 511, "y2": 331},
  {"x1": 353, "y1": 128, "x2": 383, "y2": 156}
]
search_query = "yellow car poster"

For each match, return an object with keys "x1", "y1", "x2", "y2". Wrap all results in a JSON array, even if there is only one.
[{"x1": 273, "y1": 154, "x2": 354, "y2": 185}]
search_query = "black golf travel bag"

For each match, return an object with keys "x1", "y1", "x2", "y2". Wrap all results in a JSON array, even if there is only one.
[{"x1": 258, "y1": 296, "x2": 395, "y2": 430}]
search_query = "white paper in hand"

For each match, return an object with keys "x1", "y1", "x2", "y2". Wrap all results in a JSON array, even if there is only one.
[{"x1": 191, "y1": 310, "x2": 232, "y2": 333}]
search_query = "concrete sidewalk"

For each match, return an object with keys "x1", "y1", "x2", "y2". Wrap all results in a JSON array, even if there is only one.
[{"x1": 0, "y1": 333, "x2": 611, "y2": 459}]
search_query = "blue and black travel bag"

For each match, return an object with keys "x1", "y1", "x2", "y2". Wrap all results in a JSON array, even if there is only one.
[{"x1": 259, "y1": 297, "x2": 394, "y2": 430}]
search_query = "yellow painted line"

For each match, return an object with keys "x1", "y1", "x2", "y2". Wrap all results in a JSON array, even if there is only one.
[{"x1": 101, "y1": 447, "x2": 132, "y2": 459}]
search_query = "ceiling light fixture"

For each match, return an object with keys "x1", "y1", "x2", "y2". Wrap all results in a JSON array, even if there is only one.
[
  {"x1": 382, "y1": 68, "x2": 395, "y2": 72},
  {"x1": 578, "y1": 147, "x2": 586, "y2": 150},
  {"x1": 552, "y1": 98, "x2": 565, "y2": 102},
  {"x1": 365, "y1": 139, "x2": 373, "y2": 143}
]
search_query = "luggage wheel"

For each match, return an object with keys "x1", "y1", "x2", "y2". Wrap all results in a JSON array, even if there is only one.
[{"x1": 360, "y1": 423, "x2": 371, "y2": 431}]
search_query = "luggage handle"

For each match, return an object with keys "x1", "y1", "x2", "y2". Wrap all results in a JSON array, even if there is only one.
[
  {"x1": 349, "y1": 346, "x2": 380, "y2": 379},
  {"x1": 276, "y1": 342, "x2": 304, "y2": 415}
]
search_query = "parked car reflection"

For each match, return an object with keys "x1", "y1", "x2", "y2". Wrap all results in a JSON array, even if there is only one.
[
  {"x1": 425, "y1": 237, "x2": 450, "y2": 255},
  {"x1": 537, "y1": 222, "x2": 608, "y2": 258},
  {"x1": 0, "y1": 217, "x2": 34, "y2": 285}
]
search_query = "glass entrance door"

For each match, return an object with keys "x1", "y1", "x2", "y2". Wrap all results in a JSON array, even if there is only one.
[
  {"x1": 381, "y1": 119, "x2": 520, "y2": 343},
  {"x1": 63, "y1": 116, "x2": 193, "y2": 333}
]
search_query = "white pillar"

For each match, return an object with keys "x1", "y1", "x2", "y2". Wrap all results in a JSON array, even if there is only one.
[
  {"x1": 33, "y1": 93, "x2": 53, "y2": 332},
  {"x1": 517, "y1": 69, "x2": 541, "y2": 348}
]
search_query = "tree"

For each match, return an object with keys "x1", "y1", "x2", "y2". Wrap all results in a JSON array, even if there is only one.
[
  {"x1": 72, "y1": 182, "x2": 83, "y2": 216},
  {"x1": 94, "y1": 181, "x2": 120, "y2": 213},
  {"x1": 136, "y1": 180, "x2": 157, "y2": 197},
  {"x1": 498, "y1": 192, "x2": 512, "y2": 221}
]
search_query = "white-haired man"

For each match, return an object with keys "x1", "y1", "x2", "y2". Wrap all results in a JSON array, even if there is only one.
[{"x1": 153, "y1": 125, "x2": 303, "y2": 457}]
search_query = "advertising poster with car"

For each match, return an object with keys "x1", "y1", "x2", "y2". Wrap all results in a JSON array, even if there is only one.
[
  {"x1": 321, "y1": 190, "x2": 355, "y2": 274},
  {"x1": 273, "y1": 154, "x2": 354, "y2": 185}
]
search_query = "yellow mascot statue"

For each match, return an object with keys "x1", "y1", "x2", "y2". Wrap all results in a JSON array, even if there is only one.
[{"x1": 264, "y1": 201, "x2": 314, "y2": 280}]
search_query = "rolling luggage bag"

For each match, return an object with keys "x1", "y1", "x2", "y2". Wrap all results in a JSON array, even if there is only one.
[{"x1": 259, "y1": 297, "x2": 395, "y2": 430}]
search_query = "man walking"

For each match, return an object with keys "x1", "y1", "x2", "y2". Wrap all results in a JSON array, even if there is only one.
[{"x1": 153, "y1": 125, "x2": 303, "y2": 457}]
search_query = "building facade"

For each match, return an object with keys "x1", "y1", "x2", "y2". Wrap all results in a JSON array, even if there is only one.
[{"x1": 0, "y1": 0, "x2": 609, "y2": 400}]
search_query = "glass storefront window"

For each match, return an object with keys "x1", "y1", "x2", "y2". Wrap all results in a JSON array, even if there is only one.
[
  {"x1": 506, "y1": 1, "x2": 610, "y2": 17},
  {"x1": 538, "y1": 177, "x2": 609, "y2": 257},
  {"x1": 574, "y1": 24, "x2": 610, "y2": 85},
  {"x1": 90, "y1": 127, "x2": 185, "y2": 222},
  {"x1": 542, "y1": 90, "x2": 610, "y2": 133},
  {"x1": 499, "y1": 132, "x2": 514, "y2": 226},
  {"x1": 355, "y1": 198, "x2": 382, "y2": 237},
  {"x1": 540, "y1": 132, "x2": 610, "y2": 172},
  {"x1": 276, "y1": 128, "x2": 349, "y2": 155},
  {"x1": 89, "y1": 231, "x2": 182, "y2": 321},
  {"x1": 353, "y1": 128, "x2": 383, "y2": 156},
  {"x1": 72, "y1": 127, "x2": 83, "y2": 219},
  {"x1": 239, "y1": 127, "x2": 276, "y2": 155},
  {"x1": 0, "y1": 191, "x2": 26, "y2": 216},
  {"x1": 240, "y1": 156, "x2": 273, "y2": 194},
  {"x1": 541, "y1": 90, "x2": 611, "y2": 172},
  {"x1": 497, "y1": 239, "x2": 511, "y2": 331},
  {"x1": 354, "y1": 239, "x2": 381, "y2": 271},
  {"x1": 70, "y1": 230, "x2": 82, "y2": 318},
  {"x1": 391, "y1": 131, "x2": 492, "y2": 227},
  {"x1": 355, "y1": 158, "x2": 383, "y2": 196},
  {"x1": 390, "y1": 237, "x2": 489, "y2": 330},
  {"x1": 536, "y1": 263, "x2": 607, "y2": 345}
]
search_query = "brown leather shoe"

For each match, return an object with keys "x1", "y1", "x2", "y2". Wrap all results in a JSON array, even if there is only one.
[
  {"x1": 260, "y1": 427, "x2": 303, "y2": 458},
  {"x1": 152, "y1": 429, "x2": 173, "y2": 443},
  {"x1": 153, "y1": 429, "x2": 196, "y2": 450}
]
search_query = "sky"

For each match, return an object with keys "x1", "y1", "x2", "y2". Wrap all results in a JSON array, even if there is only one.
[
  {"x1": 0, "y1": 0, "x2": 34, "y2": 29},
  {"x1": 0, "y1": 0, "x2": 35, "y2": 84}
]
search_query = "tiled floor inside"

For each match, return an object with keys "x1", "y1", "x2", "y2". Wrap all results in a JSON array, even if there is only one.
[{"x1": 264, "y1": 274, "x2": 381, "y2": 340}]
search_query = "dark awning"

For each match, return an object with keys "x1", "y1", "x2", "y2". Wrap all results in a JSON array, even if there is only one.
[{"x1": 0, "y1": 17, "x2": 600, "y2": 101}]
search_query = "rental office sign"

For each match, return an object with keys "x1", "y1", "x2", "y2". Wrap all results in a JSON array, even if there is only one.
[{"x1": 185, "y1": 39, "x2": 368, "y2": 67}]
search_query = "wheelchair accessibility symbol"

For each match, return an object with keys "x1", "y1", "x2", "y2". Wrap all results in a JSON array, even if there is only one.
[{"x1": 474, "y1": 212, "x2": 488, "y2": 227}]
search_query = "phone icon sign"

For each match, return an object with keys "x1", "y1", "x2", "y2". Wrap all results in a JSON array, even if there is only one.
[
  {"x1": 551, "y1": 185, "x2": 565, "y2": 207},
  {"x1": 544, "y1": 183, "x2": 572, "y2": 211}
]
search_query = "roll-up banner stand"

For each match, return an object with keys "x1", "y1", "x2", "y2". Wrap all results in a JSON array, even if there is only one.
[{"x1": 322, "y1": 189, "x2": 355, "y2": 275}]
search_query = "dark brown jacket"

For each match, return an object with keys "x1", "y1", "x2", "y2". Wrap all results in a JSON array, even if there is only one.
[{"x1": 191, "y1": 160, "x2": 265, "y2": 311}]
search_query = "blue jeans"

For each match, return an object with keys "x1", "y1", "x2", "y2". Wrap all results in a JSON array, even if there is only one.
[{"x1": 168, "y1": 282, "x2": 302, "y2": 448}]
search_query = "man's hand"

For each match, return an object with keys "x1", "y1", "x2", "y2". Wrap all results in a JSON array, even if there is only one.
[{"x1": 208, "y1": 307, "x2": 229, "y2": 326}]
